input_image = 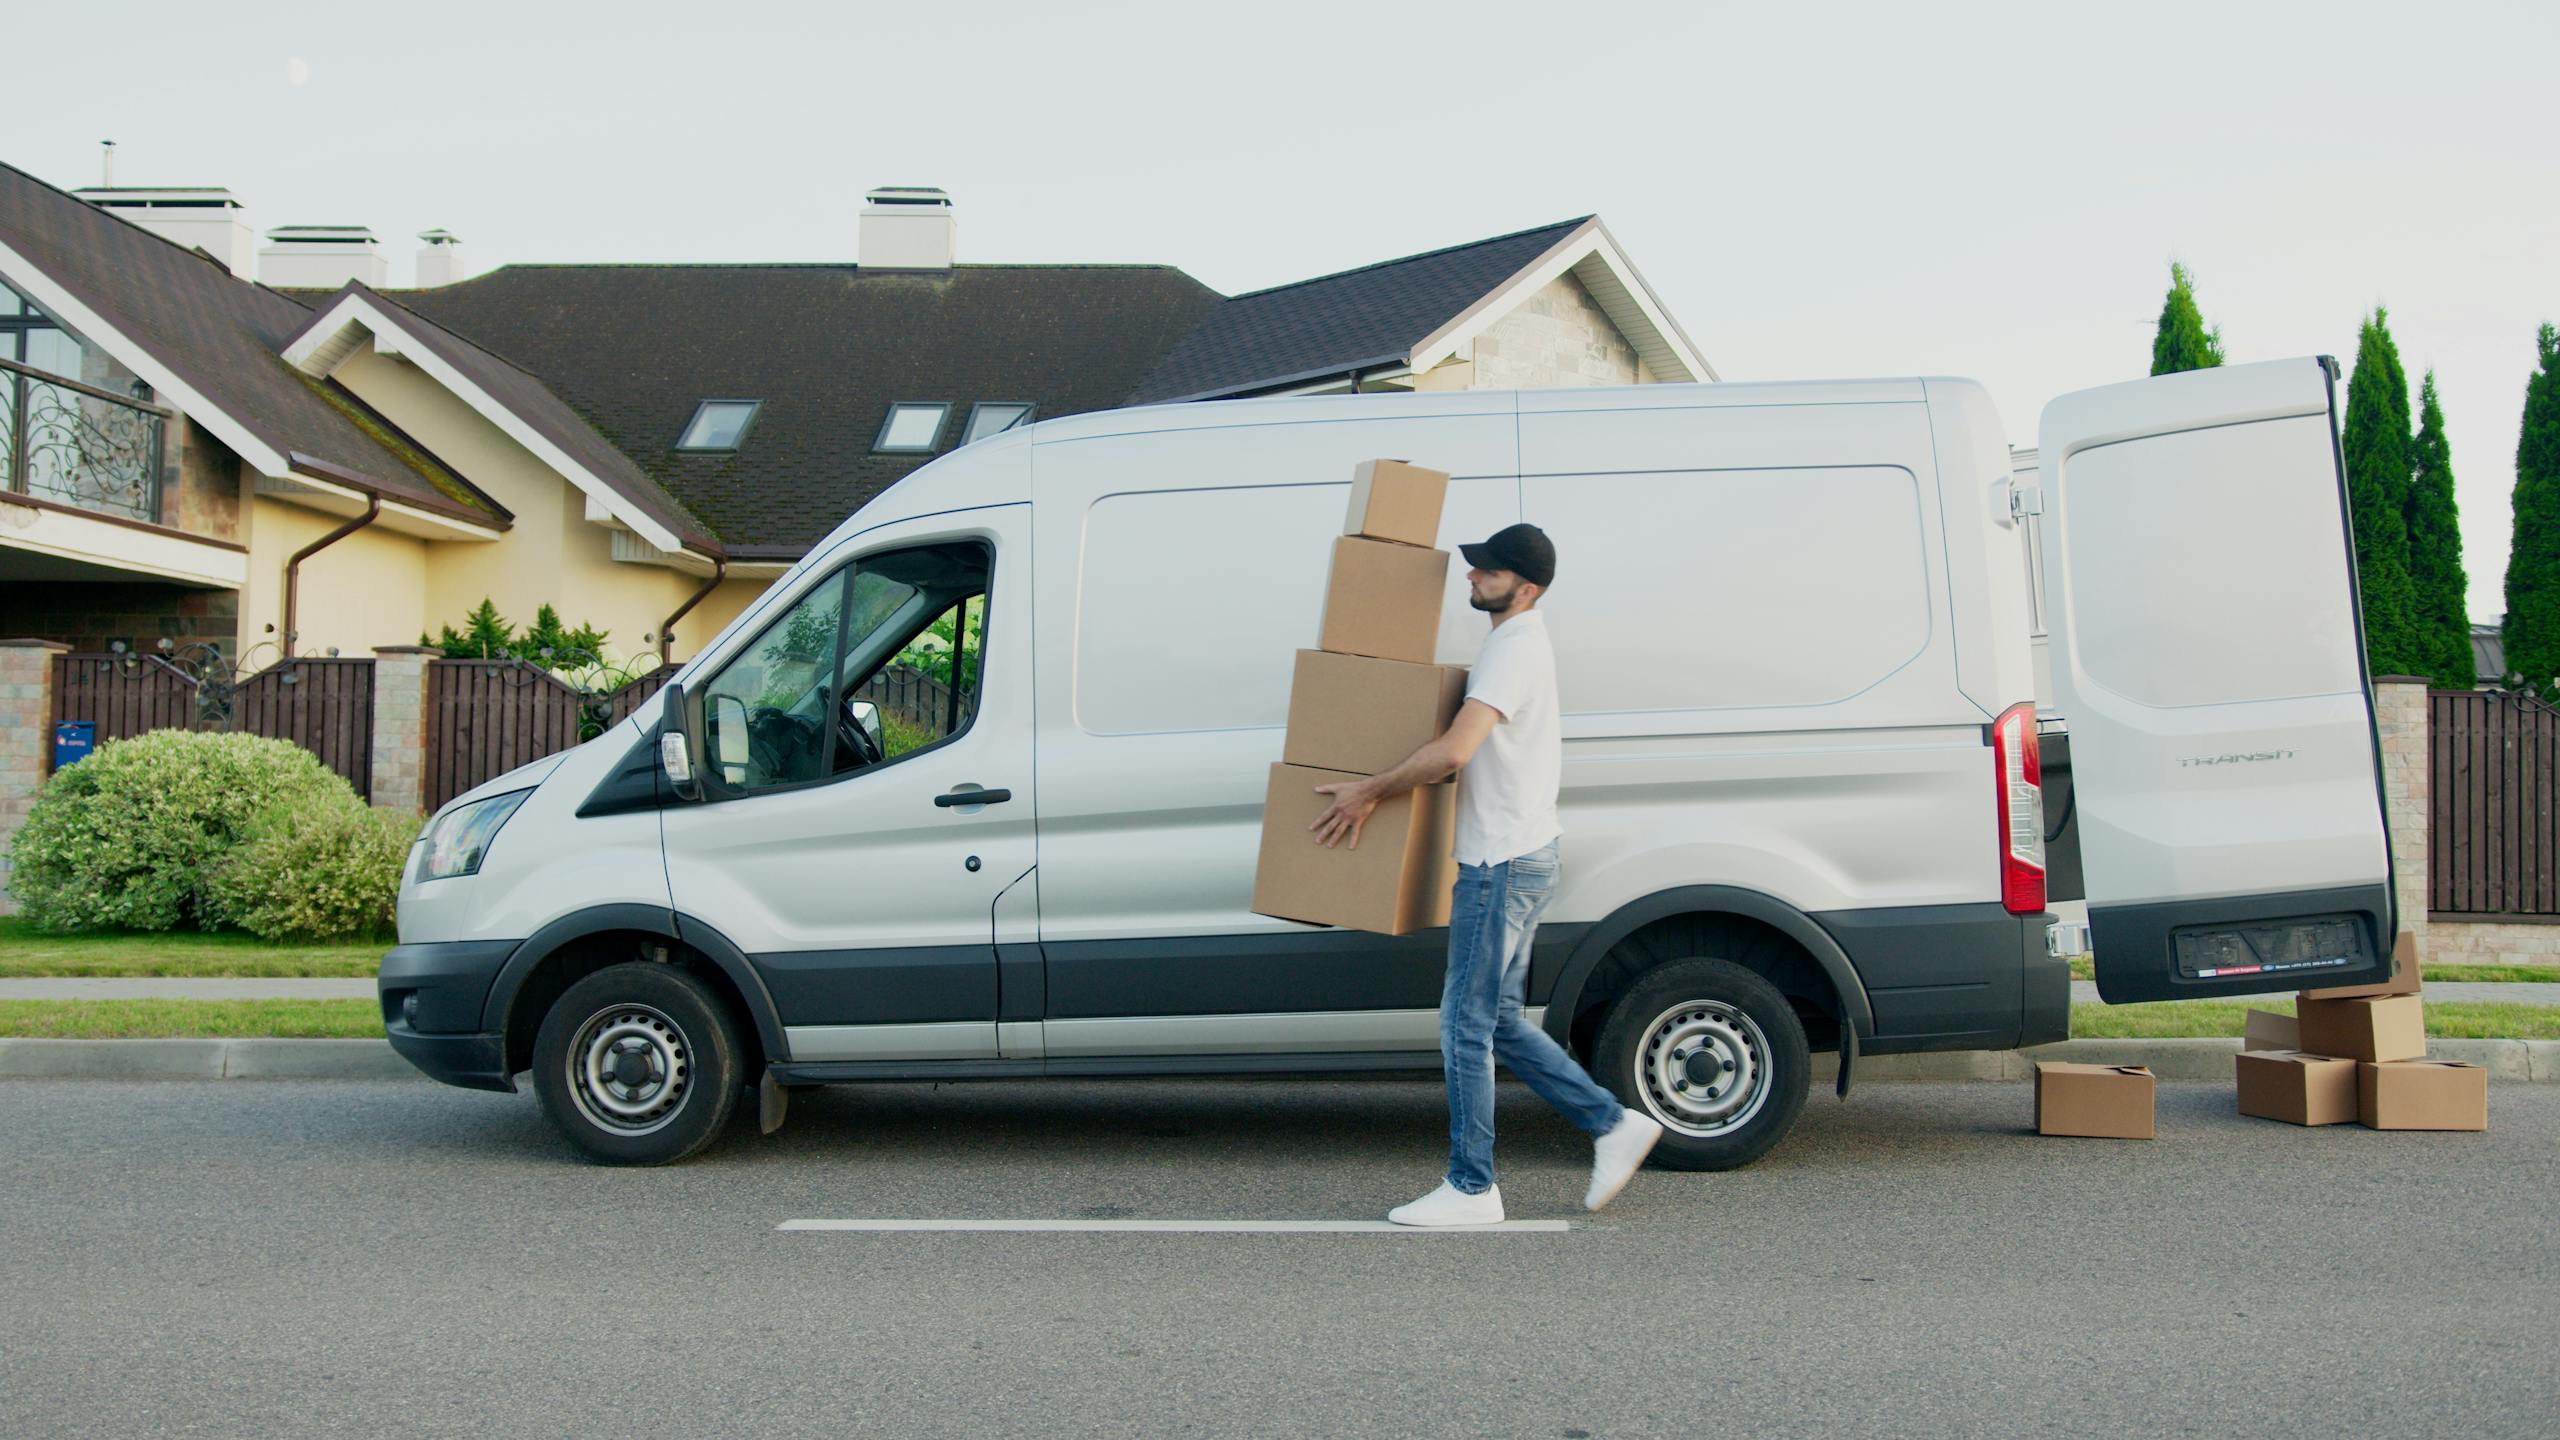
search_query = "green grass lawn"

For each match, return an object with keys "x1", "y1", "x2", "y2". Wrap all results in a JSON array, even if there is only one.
[
  {"x1": 2068, "y1": 999, "x2": 2560, "y2": 1040},
  {"x1": 2064, "y1": 956, "x2": 2555, "y2": 984},
  {"x1": 0, "y1": 998, "x2": 381, "y2": 1039},
  {"x1": 0, "y1": 920, "x2": 383, "y2": 978}
]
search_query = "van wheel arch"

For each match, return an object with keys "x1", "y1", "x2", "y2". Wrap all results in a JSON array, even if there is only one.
[
  {"x1": 1545, "y1": 887, "x2": 1872, "y2": 1061},
  {"x1": 486, "y1": 906, "x2": 786, "y2": 1078}
]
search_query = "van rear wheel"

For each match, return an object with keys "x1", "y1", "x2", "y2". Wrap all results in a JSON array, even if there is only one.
[
  {"x1": 532, "y1": 961, "x2": 744, "y2": 1166},
  {"x1": 1591, "y1": 957, "x2": 1810, "y2": 1171}
]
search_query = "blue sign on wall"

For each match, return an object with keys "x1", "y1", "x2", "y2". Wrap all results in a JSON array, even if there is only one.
[{"x1": 52, "y1": 721, "x2": 95, "y2": 770}]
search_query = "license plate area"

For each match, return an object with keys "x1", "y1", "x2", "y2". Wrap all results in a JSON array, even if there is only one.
[{"x1": 2172, "y1": 914, "x2": 2371, "y2": 981}]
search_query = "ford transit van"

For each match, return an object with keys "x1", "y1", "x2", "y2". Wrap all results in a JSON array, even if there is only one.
[{"x1": 381, "y1": 356, "x2": 2397, "y2": 1167}]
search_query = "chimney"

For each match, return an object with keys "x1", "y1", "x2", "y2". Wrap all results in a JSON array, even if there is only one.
[
  {"x1": 74, "y1": 184, "x2": 257, "y2": 278},
  {"x1": 859, "y1": 186, "x2": 955, "y2": 271},
  {"x1": 414, "y1": 229, "x2": 467, "y2": 288},
  {"x1": 259, "y1": 225, "x2": 389, "y2": 289}
]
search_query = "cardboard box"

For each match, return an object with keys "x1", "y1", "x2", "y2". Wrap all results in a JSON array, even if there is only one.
[
  {"x1": 1282, "y1": 650, "x2": 1468, "y2": 776},
  {"x1": 1251, "y1": 762, "x2": 1457, "y2": 935},
  {"x1": 2301, "y1": 930, "x2": 2422, "y2": 1001},
  {"x1": 2293, "y1": 992, "x2": 2426, "y2": 1063},
  {"x1": 2033, "y1": 1062, "x2": 2155, "y2": 1138},
  {"x1": 2235, "y1": 1050, "x2": 2359, "y2": 1126},
  {"x1": 2242, "y1": 1008, "x2": 2301, "y2": 1053},
  {"x1": 1317, "y1": 537, "x2": 1450, "y2": 665},
  {"x1": 2358, "y1": 1060, "x2": 2487, "y2": 1131},
  {"x1": 1343, "y1": 458, "x2": 1450, "y2": 548}
]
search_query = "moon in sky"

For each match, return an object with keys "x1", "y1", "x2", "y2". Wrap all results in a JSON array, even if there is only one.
[{"x1": 288, "y1": 57, "x2": 310, "y2": 87}]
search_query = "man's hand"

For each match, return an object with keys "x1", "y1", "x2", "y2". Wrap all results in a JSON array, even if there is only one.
[{"x1": 1308, "y1": 777, "x2": 1382, "y2": 850}]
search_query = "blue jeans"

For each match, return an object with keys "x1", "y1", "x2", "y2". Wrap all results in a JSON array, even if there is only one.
[{"x1": 1441, "y1": 839, "x2": 1624, "y2": 1193}]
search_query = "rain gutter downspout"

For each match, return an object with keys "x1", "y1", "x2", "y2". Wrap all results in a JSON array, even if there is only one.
[
  {"x1": 660, "y1": 556, "x2": 727, "y2": 665},
  {"x1": 283, "y1": 494, "x2": 381, "y2": 658}
]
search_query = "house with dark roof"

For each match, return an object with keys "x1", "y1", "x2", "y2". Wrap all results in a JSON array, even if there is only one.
[{"x1": 0, "y1": 165, "x2": 1711, "y2": 665}]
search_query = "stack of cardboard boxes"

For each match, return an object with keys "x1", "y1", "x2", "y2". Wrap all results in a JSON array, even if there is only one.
[
  {"x1": 2236, "y1": 933, "x2": 2488, "y2": 1131},
  {"x1": 1251, "y1": 460, "x2": 1470, "y2": 937}
]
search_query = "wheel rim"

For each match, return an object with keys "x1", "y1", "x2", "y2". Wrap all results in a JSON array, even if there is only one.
[
  {"x1": 1632, "y1": 998, "x2": 1773, "y2": 1138},
  {"x1": 565, "y1": 1002, "x2": 691, "y2": 1137}
]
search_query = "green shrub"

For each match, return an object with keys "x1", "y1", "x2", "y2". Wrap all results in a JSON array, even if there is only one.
[
  {"x1": 208, "y1": 800, "x2": 420, "y2": 943},
  {"x1": 6, "y1": 731, "x2": 359, "y2": 932}
]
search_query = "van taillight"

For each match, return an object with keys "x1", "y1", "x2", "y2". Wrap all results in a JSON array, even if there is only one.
[{"x1": 1992, "y1": 701, "x2": 2046, "y2": 914}]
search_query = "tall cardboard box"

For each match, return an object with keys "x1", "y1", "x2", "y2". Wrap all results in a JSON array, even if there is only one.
[
  {"x1": 2293, "y1": 993, "x2": 2426, "y2": 1063},
  {"x1": 2301, "y1": 930, "x2": 2422, "y2": 1002},
  {"x1": 1317, "y1": 537, "x2": 1450, "y2": 665},
  {"x1": 1251, "y1": 763, "x2": 1457, "y2": 935},
  {"x1": 2235, "y1": 1050, "x2": 2359, "y2": 1126},
  {"x1": 1343, "y1": 459, "x2": 1450, "y2": 548},
  {"x1": 2358, "y1": 1060, "x2": 2487, "y2": 1131},
  {"x1": 2033, "y1": 1062, "x2": 2155, "y2": 1138},
  {"x1": 1282, "y1": 650, "x2": 1468, "y2": 775}
]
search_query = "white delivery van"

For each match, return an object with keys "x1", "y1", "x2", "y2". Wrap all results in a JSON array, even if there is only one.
[{"x1": 382, "y1": 356, "x2": 2397, "y2": 1168}]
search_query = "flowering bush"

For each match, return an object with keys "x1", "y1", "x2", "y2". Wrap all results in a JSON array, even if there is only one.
[
  {"x1": 209, "y1": 799, "x2": 420, "y2": 942},
  {"x1": 7, "y1": 730, "x2": 363, "y2": 932}
]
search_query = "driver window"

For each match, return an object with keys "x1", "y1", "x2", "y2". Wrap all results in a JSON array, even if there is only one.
[{"x1": 696, "y1": 540, "x2": 991, "y2": 794}]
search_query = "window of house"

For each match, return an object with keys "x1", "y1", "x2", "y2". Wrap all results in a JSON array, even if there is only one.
[
  {"x1": 962, "y1": 402, "x2": 1034, "y2": 445},
  {"x1": 875, "y1": 402, "x2": 950, "y2": 453},
  {"x1": 676, "y1": 400, "x2": 761, "y2": 451},
  {"x1": 695, "y1": 541, "x2": 992, "y2": 794}
]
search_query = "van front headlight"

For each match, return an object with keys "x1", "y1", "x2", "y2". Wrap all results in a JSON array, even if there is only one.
[{"x1": 416, "y1": 789, "x2": 531, "y2": 882}]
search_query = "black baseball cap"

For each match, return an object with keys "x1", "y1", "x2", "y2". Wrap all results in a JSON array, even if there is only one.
[{"x1": 1460, "y1": 523, "x2": 1557, "y2": 589}]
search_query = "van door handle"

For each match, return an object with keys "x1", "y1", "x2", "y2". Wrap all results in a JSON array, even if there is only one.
[{"x1": 934, "y1": 786, "x2": 1013, "y2": 808}]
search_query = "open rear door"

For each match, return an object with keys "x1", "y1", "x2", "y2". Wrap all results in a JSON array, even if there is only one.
[{"x1": 2037, "y1": 356, "x2": 2395, "y2": 1003}]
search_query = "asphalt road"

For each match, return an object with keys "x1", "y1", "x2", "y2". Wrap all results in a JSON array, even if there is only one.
[{"x1": 3, "y1": 1076, "x2": 2554, "y2": 1439}]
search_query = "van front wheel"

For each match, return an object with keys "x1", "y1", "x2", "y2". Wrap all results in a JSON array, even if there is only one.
[
  {"x1": 532, "y1": 962, "x2": 744, "y2": 1166},
  {"x1": 1591, "y1": 958, "x2": 1809, "y2": 1171}
]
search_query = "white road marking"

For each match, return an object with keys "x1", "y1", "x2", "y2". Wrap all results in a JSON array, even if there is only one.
[{"x1": 777, "y1": 1218, "x2": 1571, "y2": 1234}]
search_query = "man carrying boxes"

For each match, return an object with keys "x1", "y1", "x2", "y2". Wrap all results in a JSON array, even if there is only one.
[{"x1": 1253, "y1": 457, "x2": 1662, "y2": 1227}]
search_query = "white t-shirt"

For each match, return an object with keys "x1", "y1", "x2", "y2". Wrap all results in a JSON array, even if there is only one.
[{"x1": 1454, "y1": 608, "x2": 1563, "y2": 866}]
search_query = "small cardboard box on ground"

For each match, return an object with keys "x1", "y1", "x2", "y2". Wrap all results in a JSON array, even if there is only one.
[
  {"x1": 1343, "y1": 459, "x2": 1450, "y2": 548},
  {"x1": 2294, "y1": 992, "x2": 2427, "y2": 1063},
  {"x1": 1282, "y1": 650, "x2": 1467, "y2": 775},
  {"x1": 2358, "y1": 1060, "x2": 2488, "y2": 1131},
  {"x1": 1251, "y1": 763, "x2": 1457, "y2": 935},
  {"x1": 2235, "y1": 1050, "x2": 2359, "y2": 1126},
  {"x1": 1317, "y1": 537, "x2": 1450, "y2": 665},
  {"x1": 2034, "y1": 1062, "x2": 2155, "y2": 1138},
  {"x1": 2301, "y1": 930, "x2": 2422, "y2": 1002}
]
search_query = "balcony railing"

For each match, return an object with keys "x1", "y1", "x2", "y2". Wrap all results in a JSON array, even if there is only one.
[{"x1": 0, "y1": 355, "x2": 167, "y2": 525}]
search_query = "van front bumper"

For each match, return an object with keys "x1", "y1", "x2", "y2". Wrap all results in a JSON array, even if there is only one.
[{"x1": 379, "y1": 939, "x2": 522, "y2": 1093}]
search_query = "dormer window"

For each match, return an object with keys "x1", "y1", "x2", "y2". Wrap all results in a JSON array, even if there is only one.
[
  {"x1": 963, "y1": 402, "x2": 1034, "y2": 445},
  {"x1": 875, "y1": 401, "x2": 950, "y2": 454},
  {"x1": 677, "y1": 400, "x2": 761, "y2": 451}
]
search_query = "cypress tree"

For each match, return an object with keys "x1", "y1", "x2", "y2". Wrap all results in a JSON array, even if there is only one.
[
  {"x1": 2504, "y1": 324, "x2": 2560, "y2": 696},
  {"x1": 2150, "y1": 262, "x2": 2228, "y2": 375},
  {"x1": 2342, "y1": 308, "x2": 2421, "y2": 674},
  {"x1": 2404, "y1": 372, "x2": 2475, "y2": 687}
]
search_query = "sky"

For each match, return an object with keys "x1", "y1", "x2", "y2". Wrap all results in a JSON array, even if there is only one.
[{"x1": 17, "y1": 0, "x2": 2559, "y2": 621}]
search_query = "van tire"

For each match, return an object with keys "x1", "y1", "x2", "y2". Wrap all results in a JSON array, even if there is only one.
[
  {"x1": 532, "y1": 961, "x2": 744, "y2": 1166},
  {"x1": 1591, "y1": 957, "x2": 1810, "y2": 1172}
]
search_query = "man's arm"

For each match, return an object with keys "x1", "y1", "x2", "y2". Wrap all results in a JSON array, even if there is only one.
[{"x1": 1306, "y1": 699, "x2": 1504, "y2": 849}]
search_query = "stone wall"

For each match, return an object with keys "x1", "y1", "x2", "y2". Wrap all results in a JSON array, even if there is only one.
[
  {"x1": 169, "y1": 418, "x2": 243, "y2": 540},
  {"x1": 0, "y1": 640, "x2": 67, "y2": 911},
  {"x1": 0, "y1": 580, "x2": 239, "y2": 656},
  {"x1": 1467, "y1": 272, "x2": 1643, "y2": 390},
  {"x1": 2374, "y1": 678, "x2": 2431, "y2": 957}
]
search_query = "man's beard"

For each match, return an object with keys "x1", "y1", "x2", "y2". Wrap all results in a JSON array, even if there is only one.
[{"x1": 1468, "y1": 582, "x2": 1518, "y2": 614}]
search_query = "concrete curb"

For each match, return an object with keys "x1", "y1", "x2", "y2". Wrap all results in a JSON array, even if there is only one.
[{"x1": 3, "y1": 1036, "x2": 2556, "y2": 1083}]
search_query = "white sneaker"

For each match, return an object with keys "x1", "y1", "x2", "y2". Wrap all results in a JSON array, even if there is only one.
[
  {"x1": 1584, "y1": 1109, "x2": 1664, "y2": 1212},
  {"x1": 1387, "y1": 1181, "x2": 1505, "y2": 1227}
]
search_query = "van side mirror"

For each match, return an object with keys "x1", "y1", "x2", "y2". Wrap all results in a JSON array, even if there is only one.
[{"x1": 657, "y1": 680, "x2": 702, "y2": 802}]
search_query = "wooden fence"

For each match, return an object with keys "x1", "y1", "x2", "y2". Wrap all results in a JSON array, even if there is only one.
[
  {"x1": 2431, "y1": 688, "x2": 2560, "y2": 916},
  {"x1": 51, "y1": 654, "x2": 201, "y2": 744},
  {"x1": 49, "y1": 653, "x2": 375, "y2": 797},
  {"x1": 422, "y1": 662, "x2": 674, "y2": 810}
]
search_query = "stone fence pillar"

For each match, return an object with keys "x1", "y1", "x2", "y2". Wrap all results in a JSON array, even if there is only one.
[
  {"x1": 2372, "y1": 676, "x2": 2432, "y2": 960},
  {"x1": 0, "y1": 640, "x2": 69, "y2": 914},
  {"x1": 370, "y1": 646, "x2": 437, "y2": 817}
]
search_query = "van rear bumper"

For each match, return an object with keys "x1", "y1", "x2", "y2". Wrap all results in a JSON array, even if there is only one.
[
  {"x1": 1817, "y1": 903, "x2": 2070, "y2": 1054},
  {"x1": 378, "y1": 939, "x2": 522, "y2": 1092}
]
